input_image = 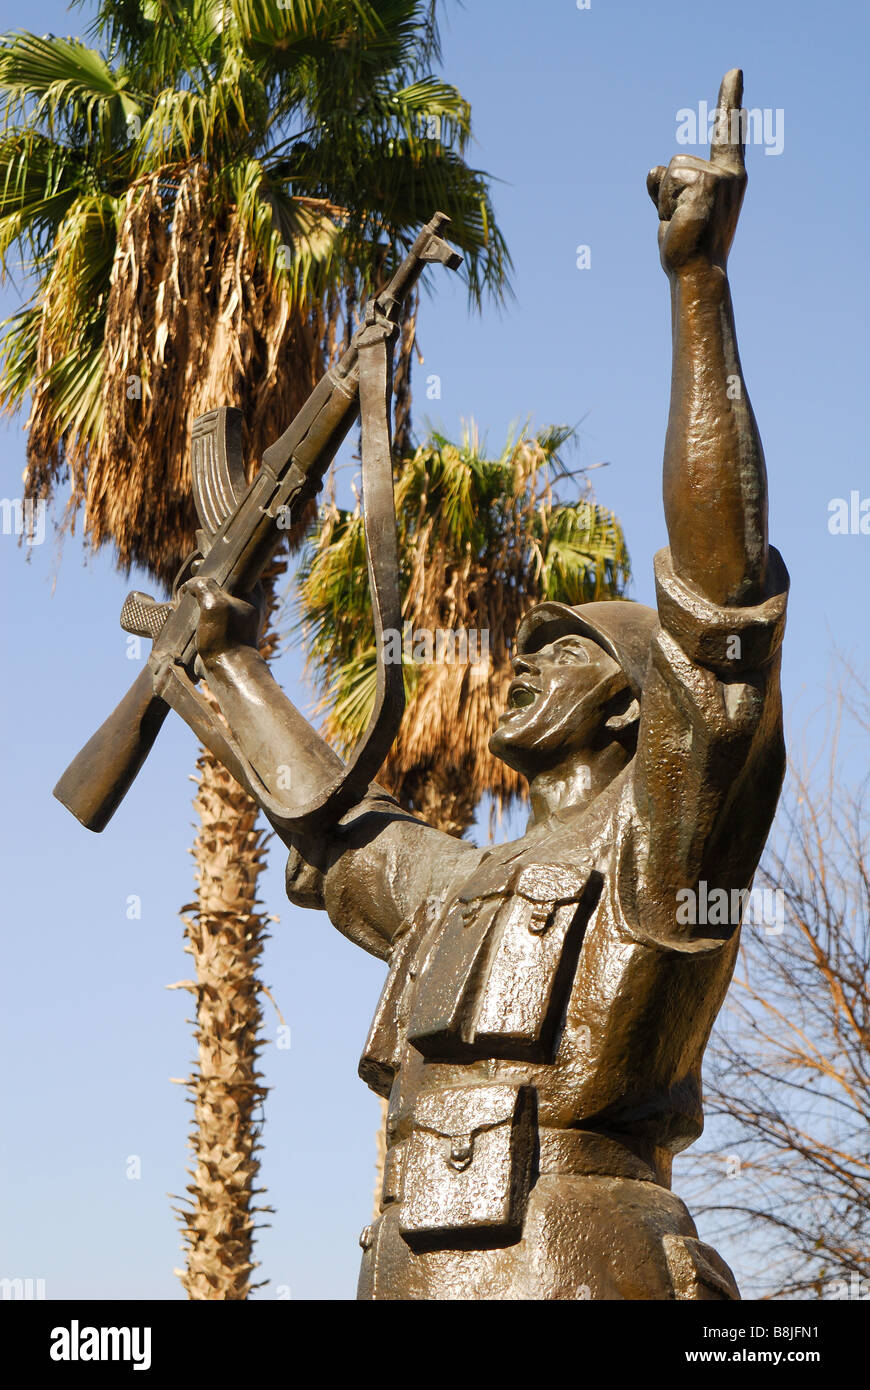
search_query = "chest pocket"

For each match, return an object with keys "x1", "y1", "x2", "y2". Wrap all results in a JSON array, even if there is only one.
[{"x1": 407, "y1": 862, "x2": 601, "y2": 1063}]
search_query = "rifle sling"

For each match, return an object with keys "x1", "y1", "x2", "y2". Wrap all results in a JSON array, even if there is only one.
[{"x1": 171, "y1": 316, "x2": 405, "y2": 835}]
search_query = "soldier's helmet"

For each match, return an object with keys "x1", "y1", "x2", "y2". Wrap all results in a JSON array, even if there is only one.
[{"x1": 514, "y1": 600, "x2": 658, "y2": 701}]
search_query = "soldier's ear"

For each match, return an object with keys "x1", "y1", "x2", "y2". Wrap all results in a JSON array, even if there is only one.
[{"x1": 605, "y1": 697, "x2": 640, "y2": 736}]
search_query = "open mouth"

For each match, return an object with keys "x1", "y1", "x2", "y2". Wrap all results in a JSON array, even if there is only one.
[{"x1": 507, "y1": 679, "x2": 539, "y2": 710}]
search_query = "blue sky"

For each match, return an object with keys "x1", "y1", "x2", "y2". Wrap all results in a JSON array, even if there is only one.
[{"x1": 1, "y1": 0, "x2": 868, "y2": 1299}]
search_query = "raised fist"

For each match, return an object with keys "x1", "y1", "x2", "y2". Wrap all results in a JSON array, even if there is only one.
[{"x1": 647, "y1": 69, "x2": 747, "y2": 275}]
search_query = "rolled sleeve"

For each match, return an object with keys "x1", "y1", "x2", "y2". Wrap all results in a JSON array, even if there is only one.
[
  {"x1": 628, "y1": 546, "x2": 788, "y2": 950},
  {"x1": 653, "y1": 545, "x2": 788, "y2": 675}
]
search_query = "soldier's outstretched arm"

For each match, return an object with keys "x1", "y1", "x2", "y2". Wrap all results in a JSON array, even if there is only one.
[
  {"x1": 647, "y1": 69, "x2": 766, "y2": 606},
  {"x1": 180, "y1": 576, "x2": 481, "y2": 959},
  {"x1": 181, "y1": 576, "x2": 348, "y2": 812}
]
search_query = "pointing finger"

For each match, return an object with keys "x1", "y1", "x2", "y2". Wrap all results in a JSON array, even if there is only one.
[{"x1": 711, "y1": 68, "x2": 745, "y2": 172}]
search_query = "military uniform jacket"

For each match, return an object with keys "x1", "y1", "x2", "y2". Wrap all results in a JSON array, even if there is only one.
[{"x1": 286, "y1": 546, "x2": 789, "y2": 1181}]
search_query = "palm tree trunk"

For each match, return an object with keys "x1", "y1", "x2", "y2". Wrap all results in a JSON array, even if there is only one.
[
  {"x1": 174, "y1": 569, "x2": 285, "y2": 1299},
  {"x1": 372, "y1": 1097, "x2": 388, "y2": 1220},
  {"x1": 175, "y1": 735, "x2": 271, "y2": 1299}
]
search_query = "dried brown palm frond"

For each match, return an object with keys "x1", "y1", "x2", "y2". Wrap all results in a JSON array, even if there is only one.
[{"x1": 26, "y1": 164, "x2": 336, "y2": 588}]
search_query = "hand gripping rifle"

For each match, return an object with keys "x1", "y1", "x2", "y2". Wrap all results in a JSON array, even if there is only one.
[{"x1": 54, "y1": 213, "x2": 462, "y2": 835}]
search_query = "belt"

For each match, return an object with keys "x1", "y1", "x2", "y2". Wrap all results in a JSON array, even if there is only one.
[
  {"x1": 537, "y1": 1128, "x2": 663, "y2": 1184},
  {"x1": 381, "y1": 1127, "x2": 665, "y2": 1207}
]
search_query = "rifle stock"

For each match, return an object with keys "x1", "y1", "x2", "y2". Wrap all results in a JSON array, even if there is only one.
[{"x1": 53, "y1": 668, "x2": 169, "y2": 831}]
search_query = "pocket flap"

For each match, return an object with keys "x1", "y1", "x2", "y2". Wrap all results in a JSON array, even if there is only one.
[
  {"x1": 412, "y1": 1082, "x2": 523, "y2": 1139},
  {"x1": 456, "y1": 875, "x2": 512, "y2": 906},
  {"x1": 513, "y1": 863, "x2": 591, "y2": 905}
]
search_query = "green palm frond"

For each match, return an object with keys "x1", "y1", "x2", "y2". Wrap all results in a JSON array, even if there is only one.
[
  {"x1": 39, "y1": 336, "x2": 106, "y2": 441},
  {"x1": 328, "y1": 648, "x2": 381, "y2": 739},
  {"x1": 233, "y1": 0, "x2": 379, "y2": 54},
  {"x1": 323, "y1": 642, "x2": 422, "y2": 742},
  {"x1": 536, "y1": 500, "x2": 631, "y2": 603},
  {"x1": 0, "y1": 32, "x2": 140, "y2": 137},
  {"x1": 357, "y1": 77, "x2": 471, "y2": 153},
  {"x1": 252, "y1": 177, "x2": 347, "y2": 302},
  {"x1": 0, "y1": 300, "x2": 39, "y2": 408},
  {"x1": 42, "y1": 191, "x2": 119, "y2": 322},
  {"x1": 0, "y1": 130, "x2": 89, "y2": 264}
]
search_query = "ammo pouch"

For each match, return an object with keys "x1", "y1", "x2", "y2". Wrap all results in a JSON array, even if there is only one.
[{"x1": 398, "y1": 1082, "x2": 537, "y2": 1251}]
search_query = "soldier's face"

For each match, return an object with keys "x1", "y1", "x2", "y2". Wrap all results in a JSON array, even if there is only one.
[{"x1": 489, "y1": 634, "x2": 627, "y2": 772}]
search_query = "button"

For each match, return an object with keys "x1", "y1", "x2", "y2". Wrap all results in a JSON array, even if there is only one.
[
  {"x1": 528, "y1": 907, "x2": 551, "y2": 935},
  {"x1": 448, "y1": 1135, "x2": 474, "y2": 1171}
]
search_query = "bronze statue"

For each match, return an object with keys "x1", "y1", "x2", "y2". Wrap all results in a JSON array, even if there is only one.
[{"x1": 57, "y1": 70, "x2": 788, "y2": 1300}]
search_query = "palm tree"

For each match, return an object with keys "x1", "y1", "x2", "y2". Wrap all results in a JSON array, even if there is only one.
[
  {"x1": 298, "y1": 422, "x2": 631, "y2": 837},
  {"x1": 0, "y1": 0, "x2": 509, "y2": 1298}
]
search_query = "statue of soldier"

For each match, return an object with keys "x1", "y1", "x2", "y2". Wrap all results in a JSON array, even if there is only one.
[{"x1": 181, "y1": 70, "x2": 788, "y2": 1300}]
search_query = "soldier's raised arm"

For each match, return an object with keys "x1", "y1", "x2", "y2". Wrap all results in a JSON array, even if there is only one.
[
  {"x1": 629, "y1": 71, "x2": 788, "y2": 948},
  {"x1": 647, "y1": 69, "x2": 766, "y2": 605}
]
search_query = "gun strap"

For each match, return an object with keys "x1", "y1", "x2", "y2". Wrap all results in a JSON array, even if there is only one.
[
  {"x1": 185, "y1": 309, "x2": 405, "y2": 834},
  {"x1": 290, "y1": 306, "x2": 405, "y2": 825}
]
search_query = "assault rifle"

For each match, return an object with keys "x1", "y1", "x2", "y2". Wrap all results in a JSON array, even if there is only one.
[{"x1": 54, "y1": 213, "x2": 461, "y2": 834}]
